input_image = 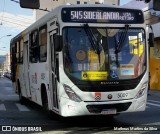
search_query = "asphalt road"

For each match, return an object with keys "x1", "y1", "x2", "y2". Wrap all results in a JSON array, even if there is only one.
[{"x1": 0, "y1": 77, "x2": 160, "y2": 134}]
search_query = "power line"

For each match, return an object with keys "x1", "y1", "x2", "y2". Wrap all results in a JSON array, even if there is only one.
[
  {"x1": 8, "y1": 11, "x2": 35, "y2": 21},
  {"x1": 0, "y1": 0, "x2": 34, "y2": 24},
  {"x1": 0, "y1": 12, "x2": 34, "y2": 22},
  {"x1": 13, "y1": 15, "x2": 34, "y2": 21},
  {"x1": 2, "y1": 19, "x2": 29, "y2": 27},
  {"x1": 0, "y1": 16, "x2": 34, "y2": 25},
  {"x1": 0, "y1": 0, "x2": 6, "y2": 25},
  {"x1": 0, "y1": 22, "x2": 26, "y2": 34},
  {"x1": 0, "y1": 49, "x2": 8, "y2": 52}
]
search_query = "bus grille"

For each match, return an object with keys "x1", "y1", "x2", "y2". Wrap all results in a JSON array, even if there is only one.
[{"x1": 86, "y1": 102, "x2": 132, "y2": 113}]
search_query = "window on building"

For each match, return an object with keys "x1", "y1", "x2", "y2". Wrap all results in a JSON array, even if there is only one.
[
  {"x1": 77, "y1": 1, "x2": 80, "y2": 4},
  {"x1": 84, "y1": 2, "x2": 87, "y2": 4},
  {"x1": 39, "y1": 25, "x2": 47, "y2": 62},
  {"x1": 30, "y1": 29, "x2": 39, "y2": 63}
]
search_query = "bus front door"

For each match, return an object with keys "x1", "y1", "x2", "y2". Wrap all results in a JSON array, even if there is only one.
[
  {"x1": 23, "y1": 41, "x2": 31, "y2": 98},
  {"x1": 49, "y1": 30, "x2": 59, "y2": 111}
]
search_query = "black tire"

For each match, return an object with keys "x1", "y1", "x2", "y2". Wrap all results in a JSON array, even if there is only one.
[
  {"x1": 42, "y1": 90, "x2": 60, "y2": 120},
  {"x1": 17, "y1": 82, "x2": 25, "y2": 105},
  {"x1": 42, "y1": 91, "x2": 49, "y2": 111},
  {"x1": 42, "y1": 92, "x2": 52, "y2": 118}
]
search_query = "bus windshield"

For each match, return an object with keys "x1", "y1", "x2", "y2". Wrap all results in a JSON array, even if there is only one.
[{"x1": 63, "y1": 27, "x2": 146, "y2": 82}]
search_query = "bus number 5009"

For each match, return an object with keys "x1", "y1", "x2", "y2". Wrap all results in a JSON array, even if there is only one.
[{"x1": 118, "y1": 93, "x2": 128, "y2": 98}]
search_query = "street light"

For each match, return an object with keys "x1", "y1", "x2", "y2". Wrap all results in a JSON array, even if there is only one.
[
  {"x1": 0, "y1": 47, "x2": 7, "y2": 52},
  {"x1": 0, "y1": 34, "x2": 12, "y2": 40},
  {"x1": 10, "y1": 0, "x2": 19, "y2": 3}
]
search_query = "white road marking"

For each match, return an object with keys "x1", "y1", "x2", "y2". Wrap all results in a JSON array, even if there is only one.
[
  {"x1": 0, "y1": 104, "x2": 6, "y2": 111},
  {"x1": 16, "y1": 103, "x2": 30, "y2": 111},
  {"x1": 147, "y1": 102, "x2": 160, "y2": 107},
  {"x1": 148, "y1": 100, "x2": 160, "y2": 104}
]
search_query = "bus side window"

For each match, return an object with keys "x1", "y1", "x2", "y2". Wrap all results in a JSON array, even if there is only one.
[
  {"x1": 11, "y1": 44, "x2": 16, "y2": 82},
  {"x1": 30, "y1": 29, "x2": 39, "y2": 63},
  {"x1": 16, "y1": 41, "x2": 20, "y2": 63},
  {"x1": 52, "y1": 34, "x2": 59, "y2": 81},
  {"x1": 20, "y1": 39, "x2": 23, "y2": 63},
  {"x1": 39, "y1": 25, "x2": 47, "y2": 62}
]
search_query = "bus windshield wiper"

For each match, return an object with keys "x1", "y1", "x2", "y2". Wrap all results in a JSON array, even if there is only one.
[
  {"x1": 114, "y1": 24, "x2": 129, "y2": 66},
  {"x1": 84, "y1": 24, "x2": 101, "y2": 64}
]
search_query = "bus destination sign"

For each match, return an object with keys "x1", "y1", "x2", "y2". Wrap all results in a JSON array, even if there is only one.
[{"x1": 62, "y1": 7, "x2": 144, "y2": 24}]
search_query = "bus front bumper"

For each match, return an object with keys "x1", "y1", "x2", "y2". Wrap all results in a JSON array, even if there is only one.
[{"x1": 59, "y1": 93, "x2": 147, "y2": 117}]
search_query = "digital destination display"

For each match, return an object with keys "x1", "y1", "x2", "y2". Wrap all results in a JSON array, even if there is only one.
[{"x1": 62, "y1": 7, "x2": 144, "y2": 24}]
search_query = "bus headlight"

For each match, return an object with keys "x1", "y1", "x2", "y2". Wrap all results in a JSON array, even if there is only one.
[
  {"x1": 135, "y1": 82, "x2": 148, "y2": 99},
  {"x1": 63, "y1": 84, "x2": 82, "y2": 102}
]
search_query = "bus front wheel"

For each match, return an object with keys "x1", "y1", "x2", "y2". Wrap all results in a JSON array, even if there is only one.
[
  {"x1": 41, "y1": 89, "x2": 59, "y2": 120},
  {"x1": 41, "y1": 89, "x2": 49, "y2": 112}
]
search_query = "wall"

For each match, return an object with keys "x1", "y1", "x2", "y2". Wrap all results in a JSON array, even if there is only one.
[
  {"x1": 149, "y1": 39, "x2": 160, "y2": 90},
  {"x1": 5, "y1": 52, "x2": 10, "y2": 71},
  {"x1": 34, "y1": 0, "x2": 119, "y2": 20}
]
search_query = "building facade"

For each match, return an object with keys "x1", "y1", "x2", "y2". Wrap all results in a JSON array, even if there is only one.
[
  {"x1": 123, "y1": 0, "x2": 160, "y2": 90},
  {"x1": 5, "y1": 52, "x2": 10, "y2": 71},
  {"x1": 34, "y1": 0, "x2": 119, "y2": 20}
]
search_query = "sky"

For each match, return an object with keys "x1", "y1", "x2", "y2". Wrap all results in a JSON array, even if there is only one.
[
  {"x1": 0, "y1": 0, "x2": 132, "y2": 55},
  {"x1": 0, "y1": 0, "x2": 34, "y2": 55},
  {"x1": 120, "y1": 0, "x2": 132, "y2": 5}
]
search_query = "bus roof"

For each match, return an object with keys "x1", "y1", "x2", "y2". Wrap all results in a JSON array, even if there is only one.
[{"x1": 10, "y1": 4, "x2": 143, "y2": 43}]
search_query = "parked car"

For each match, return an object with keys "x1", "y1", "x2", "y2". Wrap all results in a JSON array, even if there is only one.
[
  {"x1": 0, "y1": 72, "x2": 2, "y2": 78},
  {"x1": 4, "y1": 71, "x2": 11, "y2": 79}
]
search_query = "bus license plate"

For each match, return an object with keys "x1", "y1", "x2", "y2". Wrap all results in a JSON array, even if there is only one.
[{"x1": 101, "y1": 109, "x2": 117, "y2": 115}]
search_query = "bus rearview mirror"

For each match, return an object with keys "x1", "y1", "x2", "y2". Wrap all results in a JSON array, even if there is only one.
[
  {"x1": 55, "y1": 35, "x2": 63, "y2": 52},
  {"x1": 20, "y1": 0, "x2": 40, "y2": 9},
  {"x1": 148, "y1": 33, "x2": 154, "y2": 47}
]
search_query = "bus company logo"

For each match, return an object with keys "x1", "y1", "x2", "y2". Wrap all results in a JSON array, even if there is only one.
[
  {"x1": 2, "y1": 126, "x2": 11, "y2": 131},
  {"x1": 83, "y1": 73, "x2": 88, "y2": 78},
  {"x1": 108, "y1": 94, "x2": 113, "y2": 99},
  {"x1": 95, "y1": 92, "x2": 101, "y2": 101}
]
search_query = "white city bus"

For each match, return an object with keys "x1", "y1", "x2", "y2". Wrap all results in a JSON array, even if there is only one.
[{"x1": 10, "y1": 4, "x2": 152, "y2": 117}]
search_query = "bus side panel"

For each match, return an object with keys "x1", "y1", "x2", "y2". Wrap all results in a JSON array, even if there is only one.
[{"x1": 29, "y1": 62, "x2": 49, "y2": 105}]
